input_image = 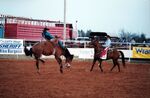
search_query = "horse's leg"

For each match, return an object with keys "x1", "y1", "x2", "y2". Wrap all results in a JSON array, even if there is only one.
[
  {"x1": 90, "y1": 58, "x2": 97, "y2": 71},
  {"x1": 39, "y1": 59, "x2": 45, "y2": 64},
  {"x1": 116, "y1": 60, "x2": 120, "y2": 72},
  {"x1": 55, "y1": 56, "x2": 63, "y2": 73},
  {"x1": 98, "y1": 59, "x2": 103, "y2": 72},
  {"x1": 35, "y1": 58, "x2": 40, "y2": 74},
  {"x1": 110, "y1": 59, "x2": 116, "y2": 72}
]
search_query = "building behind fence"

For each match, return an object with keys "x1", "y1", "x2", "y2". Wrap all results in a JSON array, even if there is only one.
[{"x1": 0, "y1": 14, "x2": 76, "y2": 45}]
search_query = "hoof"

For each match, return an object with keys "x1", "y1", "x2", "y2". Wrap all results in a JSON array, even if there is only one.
[
  {"x1": 60, "y1": 70, "x2": 63, "y2": 73},
  {"x1": 37, "y1": 70, "x2": 41, "y2": 75},
  {"x1": 64, "y1": 63, "x2": 71, "y2": 68}
]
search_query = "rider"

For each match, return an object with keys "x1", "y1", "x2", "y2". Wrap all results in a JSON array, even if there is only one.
[
  {"x1": 42, "y1": 27, "x2": 74, "y2": 67},
  {"x1": 101, "y1": 35, "x2": 111, "y2": 59},
  {"x1": 41, "y1": 27, "x2": 65, "y2": 49}
]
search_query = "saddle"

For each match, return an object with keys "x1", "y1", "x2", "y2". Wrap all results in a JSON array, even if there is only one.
[
  {"x1": 100, "y1": 47, "x2": 112, "y2": 59},
  {"x1": 47, "y1": 36, "x2": 60, "y2": 47}
]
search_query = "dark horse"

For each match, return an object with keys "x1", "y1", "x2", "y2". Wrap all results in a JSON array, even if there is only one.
[
  {"x1": 90, "y1": 38, "x2": 125, "y2": 72},
  {"x1": 24, "y1": 38, "x2": 74, "y2": 73}
]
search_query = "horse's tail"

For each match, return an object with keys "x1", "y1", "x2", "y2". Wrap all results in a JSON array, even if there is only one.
[
  {"x1": 119, "y1": 51, "x2": 125, "y2": 67},
  {"x1": 24, "y1": 46, "x2": 32, "y2": 57}
]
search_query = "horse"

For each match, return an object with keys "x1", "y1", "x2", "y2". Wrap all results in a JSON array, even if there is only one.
[
  {"x1": 89, "y1": 38, "x2": 125, "y2": 72},
  {"x1": 24, "y1": 38, "x2": 74, "y2": 73}
]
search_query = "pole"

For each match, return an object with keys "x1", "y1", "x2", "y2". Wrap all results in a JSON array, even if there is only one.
[
  {"x1": 128, "y1": 43, "x2": 131, "y2": 62},
  {"x1": 76, "y1": 20, "x2": 78, "y2": 38},
  {"x1": 63, "y1": 0, "x2": 66, "y2": 46}
]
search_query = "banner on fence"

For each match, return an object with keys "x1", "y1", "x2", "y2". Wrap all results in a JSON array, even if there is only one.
[
  {"x1": 132, "y1": 47, "x2": 150, "y2": 58},
  {"x1": 78, "y1": 48, "x2": 94, "y2": 59},
  {"x1": 0, "y1": 39, "x2": 24, "y2": 54}
]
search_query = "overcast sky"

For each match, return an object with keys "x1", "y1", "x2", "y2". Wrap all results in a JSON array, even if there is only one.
[{"x1": 0, "y1": 0, "x2": 150, "y2": 37}]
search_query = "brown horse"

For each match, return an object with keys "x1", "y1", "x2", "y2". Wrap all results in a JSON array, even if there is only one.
[
  {"x1": 24, "y1": 39, "x2": 74, "y2": 73},
  {"x1": 89, "y1": 38, "x2": 125, "y2": 72}
]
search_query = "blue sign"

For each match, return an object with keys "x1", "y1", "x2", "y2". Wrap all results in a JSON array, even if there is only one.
[{"x1": 0, "y1": 39, "x2": 24, "y2": 54}]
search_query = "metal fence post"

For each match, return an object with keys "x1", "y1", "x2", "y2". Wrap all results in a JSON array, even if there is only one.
[{"x1": 128, "y1": 43, "x2": 131, "y2": 62}]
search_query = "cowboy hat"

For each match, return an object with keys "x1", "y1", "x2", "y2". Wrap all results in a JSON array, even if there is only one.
[
  {"x1": 43, "y1": 27, "x2": 49, "y2": 30},
  {"x1": 106, "y1": 35, "x2": 110, "y2": 38}
]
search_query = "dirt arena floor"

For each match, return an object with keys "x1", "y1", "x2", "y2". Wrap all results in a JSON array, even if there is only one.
[{"x1": 0, "y1": 59, "x2": 150, "y2": 98}]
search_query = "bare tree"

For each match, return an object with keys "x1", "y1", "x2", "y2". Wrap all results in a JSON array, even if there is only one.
[{"x1": 119, "y1": 29, "x2": 146, "y2": 43}]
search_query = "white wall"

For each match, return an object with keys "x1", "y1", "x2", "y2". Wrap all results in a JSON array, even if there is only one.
[{"x1": 68, "y1": 48, "x2": 132, "y2": 59}]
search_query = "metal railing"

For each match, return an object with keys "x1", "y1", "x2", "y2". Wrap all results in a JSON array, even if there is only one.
[{"x1": 25, "y1": 40, "x2": 150, "y2": 49}]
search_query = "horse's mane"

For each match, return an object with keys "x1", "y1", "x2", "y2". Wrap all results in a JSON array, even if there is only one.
[{"x1": 92, "y1": 39, "x2": 102, "y2": 49}]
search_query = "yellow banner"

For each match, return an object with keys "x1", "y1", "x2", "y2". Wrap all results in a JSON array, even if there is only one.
[{"x1": 132, "y1": 47, "x2": 150, "y2": 58}]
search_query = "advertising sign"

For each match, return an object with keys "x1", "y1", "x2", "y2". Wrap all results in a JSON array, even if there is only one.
[
  {"x1": 79, "y1": 48, "x2": 94, "y2": 59},
  {"x1": 132, "y1": 47, "x2": 150, "y2": 59},
  {"x1": 0, "y1": 39, "x2": 24, "y2": 54}
]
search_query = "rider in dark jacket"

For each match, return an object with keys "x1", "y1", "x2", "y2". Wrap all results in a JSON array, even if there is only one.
[{"x1": 42, "y1": 27, "x2": 65, "y2": 49}]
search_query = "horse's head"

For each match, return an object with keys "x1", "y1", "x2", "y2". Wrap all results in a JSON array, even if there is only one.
[
  {"x1": 66, "y1": 54, "x2": 74, "y2": 63},
  {"x1": 89, "y1": 38, "x2": 99, "y2": 48},
  {"x1": 89, "y1": 38, "x2": 104, "y2": 54},
  {"x1": 65, "y1": 54, "x2": 74, "y2": 68},
  {"x1": 64, "y1": 48, "x2": 74, "y2": 68}
]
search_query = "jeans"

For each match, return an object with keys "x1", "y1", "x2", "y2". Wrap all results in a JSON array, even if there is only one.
[{"x1": 58, "y1": 40, "x2": 64, "y2": 49}]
